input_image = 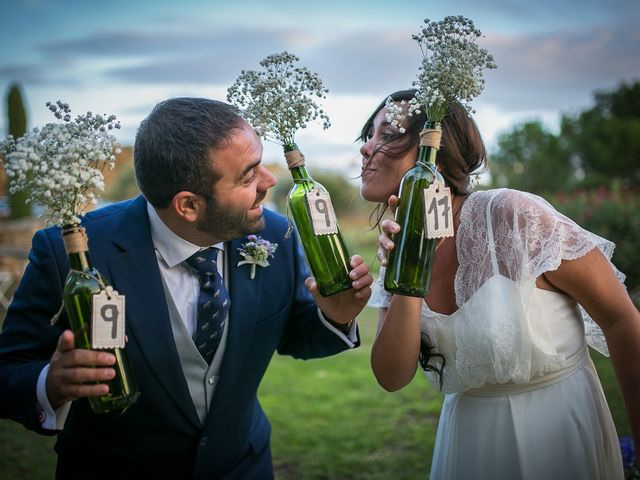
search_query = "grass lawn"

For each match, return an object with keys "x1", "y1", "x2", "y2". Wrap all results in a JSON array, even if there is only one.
[{"x1": 262, "y1": 307, "x2": 441, "y2": 479}]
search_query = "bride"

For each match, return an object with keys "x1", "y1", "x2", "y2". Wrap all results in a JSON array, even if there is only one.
[{"x1": 360, "y1": 89, "x2": 639, "y2": 479}]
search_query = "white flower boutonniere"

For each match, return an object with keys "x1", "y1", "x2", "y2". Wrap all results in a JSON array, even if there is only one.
[{"x1": 237, "y1": 235, "x2": 278, "y2": 279}]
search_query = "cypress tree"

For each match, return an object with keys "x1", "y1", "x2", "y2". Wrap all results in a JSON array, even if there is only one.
[{"x1": 6, "y1": 83, "x2": 32, "y2": 219}]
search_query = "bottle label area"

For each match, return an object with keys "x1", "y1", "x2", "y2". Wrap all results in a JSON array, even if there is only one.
[
  {"x1": 305, "y1": 188, "x2": 339, "y2": 236},
  {"x1": 92, "y1": 286, "x2": 126, "y2": 349}
]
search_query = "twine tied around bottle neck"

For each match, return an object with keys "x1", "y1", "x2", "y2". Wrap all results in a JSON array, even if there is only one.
[
  {"x1": 285, "y1": 149, "x2": 306, "y2": 169},
  {"x1": 62, "y1": 226, "x2": 89, "y2": 254},
  {"x1": 419, "y1": 128, "x2": 442, "y2": 150}
]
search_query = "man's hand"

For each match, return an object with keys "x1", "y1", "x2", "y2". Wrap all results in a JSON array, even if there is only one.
[
  {"x1": 305, "y1": 255, "x2": 373, "y2": 326},
  {"x1": 46, "y1": 330, "x2": 117, "y2": 410}
]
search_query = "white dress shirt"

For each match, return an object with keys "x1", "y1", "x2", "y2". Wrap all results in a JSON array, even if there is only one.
[{"x1": 146, "y1": 203, "x2": 225, "y2": 337}]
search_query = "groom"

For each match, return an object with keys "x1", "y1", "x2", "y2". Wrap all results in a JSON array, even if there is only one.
[{"x1": 0, "y1": 97, "x2": 372, "y2": 479}]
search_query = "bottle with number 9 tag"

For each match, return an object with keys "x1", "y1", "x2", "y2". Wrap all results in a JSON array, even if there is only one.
[
  {"x1": 62, "y1": 226, "x2": 140, "y2": 413},
  {"x1": 285, "y1": 144, "x2": 351, "y2": 296}
]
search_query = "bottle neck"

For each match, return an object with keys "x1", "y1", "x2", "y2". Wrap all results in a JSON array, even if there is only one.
[
  {"x1": 284, "y1": 143, "x2": 311, "y2": 180},
  {"x1": 62, "y1": 225, "x2": 92, "y2": 271},
  {"x1": 290, "y1": 165, "x2": 312, "y2": 181},
  {"x1": 418, "y1": 121, "x2": 442, "y2": 166},
  {"x1": 418, "y1": 145, "x2": 438, "y2": 166},
  {"x1": 68, "y1": 250, "x2": 91, "y2": 271}
]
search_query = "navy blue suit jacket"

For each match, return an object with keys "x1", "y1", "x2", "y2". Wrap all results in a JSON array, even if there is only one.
[{"x1": 0, "y1": 196, "x2": 356, "y2": 479}]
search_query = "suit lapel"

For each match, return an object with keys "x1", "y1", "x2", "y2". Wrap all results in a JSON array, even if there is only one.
[
  {"x1": 106, "y1": 196, "x2": 200, "y2": 428},
  {"x1": 203, "y1": 236, "x2": 263, "y2": 429}
]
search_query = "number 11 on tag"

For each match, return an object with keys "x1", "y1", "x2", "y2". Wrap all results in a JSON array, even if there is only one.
[{"x1": 423, "y1": 182, "x2": 454, "y2": 239}]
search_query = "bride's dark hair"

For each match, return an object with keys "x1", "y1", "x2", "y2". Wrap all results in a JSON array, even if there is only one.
[
  {"x1": 359, "y1": 89, "x2": 488, "y2": 384},
  {"x1": 358, "y1": 89, "x2": 488, "y2": 197},
  {"x1": 419, "y1": 334, "x2": 446, "y2": 389}
]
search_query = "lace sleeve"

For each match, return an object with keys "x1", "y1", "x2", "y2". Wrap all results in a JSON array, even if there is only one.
[
  {"x1": 368, "y1": 266, "x2": 392, "y2": 308},
  {"x1": 490, "y1": 189, "x2": 625, "y2": 356}
]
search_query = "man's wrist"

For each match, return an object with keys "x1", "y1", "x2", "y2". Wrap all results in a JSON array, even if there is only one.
[{"x1": 325, "y1": 317, "x2": 353, "y2": 332}]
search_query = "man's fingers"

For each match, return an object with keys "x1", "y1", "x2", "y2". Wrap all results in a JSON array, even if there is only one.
[
  {"x1": 349, "y1": 262, "x2": 372, "y2": 283},
  {"x1": 349, "y1": 255, "x2": 364, "y2": 268},
  {"x1": 304, "y1": 277, "x2": 320, "y2": 299},
  {"x1": 63, "y1": 366, "x2": 116, "y2": 385},
  {"x1": 55, "y1": 331, "x2": 116, "y2": 368},
  {"x1": 61, "y1": 383, "x2": 111, "y2": 399}
]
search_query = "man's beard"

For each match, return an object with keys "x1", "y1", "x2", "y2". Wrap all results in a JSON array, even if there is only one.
[{"x1": 196, "y1": 194, "x2": 266, "y2": 240}]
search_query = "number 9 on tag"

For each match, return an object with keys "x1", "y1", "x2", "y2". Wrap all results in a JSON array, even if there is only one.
[
  {"x1": 92, "y1": 286, "x2": 126, "y2": 349},
  {"x1": 306, "y1": 188, "x2": 338, "y2": 236}
]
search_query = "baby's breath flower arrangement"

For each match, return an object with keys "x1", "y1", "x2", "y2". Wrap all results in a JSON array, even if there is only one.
[
  {"x1": 386, "y1": 15, "x2": 497, "y2": 131},
  {"x1": 226, "y1": 51, "x2": 330, "y2": 166},
  {"x1": 0, "y1": 100, "x2": 121, "y2": 226},
  {"x1": 227, "y1": 52, "x2": 353, "y2": 297}
]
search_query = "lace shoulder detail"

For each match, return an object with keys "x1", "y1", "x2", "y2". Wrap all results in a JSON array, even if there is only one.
[
  {"x1": 455, "y1": 188, "x2": 625, "y2": 356},
  {"x1": 368, "y1": 266, "x2": 392, "y2": 308}
]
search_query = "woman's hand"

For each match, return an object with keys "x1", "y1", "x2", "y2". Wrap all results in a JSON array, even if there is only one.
[{"x1": 378, "y1": 195, "x2": 400, "y2": 267}]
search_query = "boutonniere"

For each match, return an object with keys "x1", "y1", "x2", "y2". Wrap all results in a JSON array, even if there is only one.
[{"x1": 237, "y1": 235, "x2": 278, "y2": 279}]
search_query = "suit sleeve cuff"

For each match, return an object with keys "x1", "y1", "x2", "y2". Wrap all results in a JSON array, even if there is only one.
[
  {"x1": 317, "y1": 308, "x2": 358, "y2": 348},
  {"x1": 36, "y1": 364, "x2": 71, "y2": 430}
]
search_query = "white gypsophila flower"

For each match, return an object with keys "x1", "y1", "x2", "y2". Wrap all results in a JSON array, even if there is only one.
[
  {"x1": 226, "y1": 51, "x2": 331, "y2": 148},
  {"x1": 0, "y1": 100, "x2": 121, "y2": 227},
  {"x1": 388, "y1": 15, "x2": 497, "y2": 130},
  {"x1": 384, "y1": 97, "x2": 422, "y2": 133}
]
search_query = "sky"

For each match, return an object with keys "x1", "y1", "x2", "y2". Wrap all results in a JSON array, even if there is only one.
[{"x1": 1, "y1": 0, "x2": 639, "y2": 179}]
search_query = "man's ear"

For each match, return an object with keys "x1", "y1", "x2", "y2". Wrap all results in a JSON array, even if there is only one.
[{"x1": 170, "y1": 191, "x2": 205, "y2": 223}]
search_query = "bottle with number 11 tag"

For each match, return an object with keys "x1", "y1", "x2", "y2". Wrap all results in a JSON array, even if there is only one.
[
  {"x1": 284, "y1": 143, "x2": 351, "y2": 297},
  {"x1": 62, "y1": 226, "x2": 140, "y2": 413}
]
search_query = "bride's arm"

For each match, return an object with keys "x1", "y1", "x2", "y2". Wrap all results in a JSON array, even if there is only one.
[
  {"x1": 544, "y1": 248, "x2": 640, "y2": 462},
  {"x1": 371, "y1": 218, "x2": 423, "y2": 391}
]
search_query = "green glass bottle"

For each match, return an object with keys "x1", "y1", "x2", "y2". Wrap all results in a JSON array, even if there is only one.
[
  {"x1": 384, "y1": 122, "x2": 445, "y2": 297},
  {"x1": 285, "y1": 144, "x2": 351, "y2": 297},
  {"x1": 62, "y1": 226, "x2": 140, "y2": 413}
]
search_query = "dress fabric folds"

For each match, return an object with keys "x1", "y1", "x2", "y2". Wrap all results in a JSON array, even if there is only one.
[{"x1": 370, "y1": 188, "x2": 624, "y2": 479}]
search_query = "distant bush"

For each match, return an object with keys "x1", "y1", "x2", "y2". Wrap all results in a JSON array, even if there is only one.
[{"x1": 550, "y1": 185, "x2": 640, "y2": 295}]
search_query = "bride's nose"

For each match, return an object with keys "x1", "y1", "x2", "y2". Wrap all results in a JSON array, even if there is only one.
[{"x1": 360, "y1": 139, "x2": 373, "y2": 160}]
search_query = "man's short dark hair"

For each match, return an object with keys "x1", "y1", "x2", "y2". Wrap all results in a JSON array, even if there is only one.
[{"x1": 134, "y1": 97, "x2": 246, "y2": 208}]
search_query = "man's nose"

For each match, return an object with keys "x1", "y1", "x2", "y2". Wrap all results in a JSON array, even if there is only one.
[{"x1": 258, "y1": 164, "x2": 277, "y2": 190}]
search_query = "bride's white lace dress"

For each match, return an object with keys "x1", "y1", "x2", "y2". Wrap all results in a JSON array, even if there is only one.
[{"x1": 370, "y1": 188, "x2": 624, "y2": 479}]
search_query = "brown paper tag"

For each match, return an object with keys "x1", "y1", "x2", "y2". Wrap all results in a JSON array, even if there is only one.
[
  {"x1": 423, "y1": 182, "x2": 454, "y2": 239},
  {"x1": 306, "y1": 188, "x2": 338, "y2": 235}
]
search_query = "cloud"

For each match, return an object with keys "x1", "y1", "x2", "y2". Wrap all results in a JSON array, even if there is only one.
[
  {"x1": 107, "y1": 51, "x2": 265, "y2": 85},
  {"x1": 38, "y1": 27, "x2": 308, "y2": 60},
  {"x1": 33, "y1": 27, "x2": 312, "y2": 86},
  {"x1": 4, "y1": 13, "x2": 639, "y2": 122},
  {"x1": 481, "y1": 21, "x2": 640, "y2": 111},
  {"x1": 303, "y1": 29, "x2": 417, "y2": 97},
  {"x1": 0, "y1": 64, "x2": 48, "y2": 85}
]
